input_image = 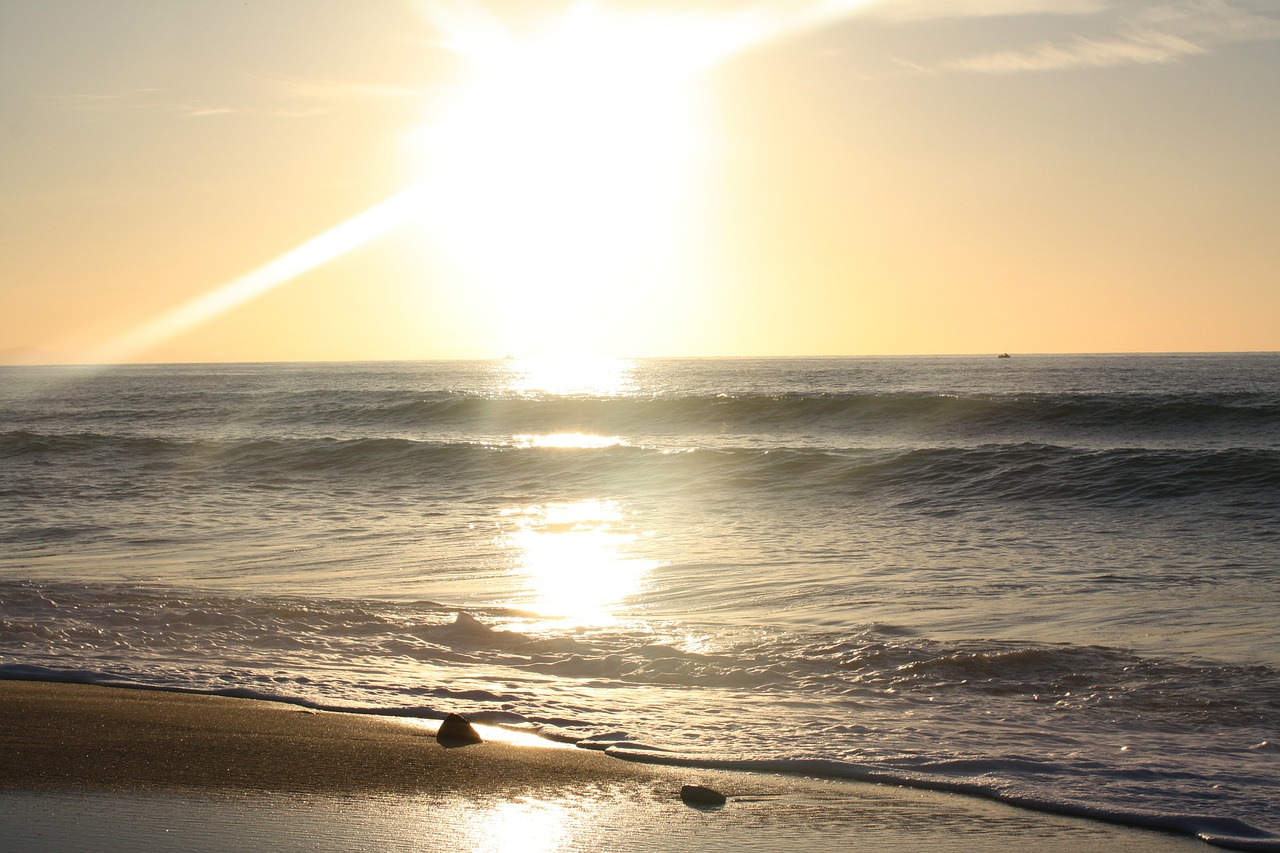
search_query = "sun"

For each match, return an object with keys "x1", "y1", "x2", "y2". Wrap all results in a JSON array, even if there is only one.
[{"x1": 408, "y1": 5, "x2": 718, "y2": 357}]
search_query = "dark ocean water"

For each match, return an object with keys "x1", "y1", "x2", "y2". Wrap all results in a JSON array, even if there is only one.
[{"x1": 2, "y1": 354, "x2": 1277, "y2": 848}]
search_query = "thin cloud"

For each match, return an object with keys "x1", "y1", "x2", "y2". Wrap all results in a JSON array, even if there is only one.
[
  {"x1": 1143, "y1": 0, "x2": 1280, "y2": 40},
  {"x1": 940, "y1": 0, "x2": 1280, "y2": 73},
  {"x1": 252, "y1": 74, "x2": 427, "y2": 102},
  {"x1": 42, "y1": 91, "x2": 330, "y2": 120},
  {"x1": 176, "y1": 104, "x2": 236, "y2": 118},
  {"x1": 861, "y1": 0, "x2": 1110, "y2": 22},
  {"x1": 948, "y1": 29, "x2": 1206, "y2": 72},
  {"x1": 39, "y1": 89, "x2": 161, "y2": 111},
  {"x1": 37, "y1": 74, "x2": 425, "y2": 120}
]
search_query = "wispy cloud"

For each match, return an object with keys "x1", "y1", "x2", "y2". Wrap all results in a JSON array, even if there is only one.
[
  {"x1": 861, "y1": 0, "x2": 1109, "y2": 22},
  {"x1": 39, "y1": 89, "x2": 162, "y2": 111},
  {"x1": 948, "y1": 29, "x2": 1206, "y2": 72},
  {"x1": 40, "y1": 89, "x2": 331, "y2": 119},
  {"x1": 37, "y1": 73, "x2": 425, "y2": 120},
  {"x1": 250, "y1": 74, "x2": 427, "y2": 103},
  {"x1": 940, "y1": 0, "x2": 1280, "y2": 73},
  {"x1": 177, "y1": 106, "x2": 236, "y2": 118}
]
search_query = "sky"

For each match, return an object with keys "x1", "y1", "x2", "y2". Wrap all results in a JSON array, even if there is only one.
[{"x1": 1, "y1": 0, "x2": 1277, "y2": 364}]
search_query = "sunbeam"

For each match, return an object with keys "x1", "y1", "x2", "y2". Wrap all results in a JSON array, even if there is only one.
[{"x1": 86, "y1": 188, "x2": 426, "y2": 365}]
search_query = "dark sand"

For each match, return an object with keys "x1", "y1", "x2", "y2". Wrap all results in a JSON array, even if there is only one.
[
  {"x1": 0, "y1": 680, "x2": 1204, "y2": 852},
  {"x1": 0, "y1": 679, "x2": 647, "y2": 795}
]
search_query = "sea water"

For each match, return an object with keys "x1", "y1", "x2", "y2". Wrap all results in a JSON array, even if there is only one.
[{"x1": 1, "y1": 355, "x2": 1277, "y2": 849}]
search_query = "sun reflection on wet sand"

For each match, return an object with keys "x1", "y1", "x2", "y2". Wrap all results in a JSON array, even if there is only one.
[
  {"x1": 461, "y1": 798, "x2": 578, "y2": 852},
  {"x1": 501, "y1": 500, "x2": 658, "y2": 627}
]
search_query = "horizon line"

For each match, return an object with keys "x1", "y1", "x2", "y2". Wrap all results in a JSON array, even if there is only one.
[{"x1": 3, "y1": 350, "x2": 1278, "y2": 369}]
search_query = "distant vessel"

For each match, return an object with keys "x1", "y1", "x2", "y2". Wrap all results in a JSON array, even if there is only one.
[{"x1": 998, "y1": 353, "x2": 1011, "y2": 359}]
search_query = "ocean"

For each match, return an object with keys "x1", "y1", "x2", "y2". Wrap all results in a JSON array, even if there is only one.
[{"x1": 1, "y1": 354, "x2": 1277, "y2": 849}]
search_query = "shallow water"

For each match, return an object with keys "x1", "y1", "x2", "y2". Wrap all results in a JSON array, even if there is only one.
[{"x1": 1, "y1": 355, "x2": 1277, "y2": 848}]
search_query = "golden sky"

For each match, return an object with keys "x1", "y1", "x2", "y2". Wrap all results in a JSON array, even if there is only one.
[{"x1": 1, "y1": 0, "x2": 1277, "y2": 363}]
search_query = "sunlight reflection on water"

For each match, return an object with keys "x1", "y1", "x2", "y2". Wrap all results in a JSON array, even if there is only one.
[
  {"x1": 514, "y1": 433, "x2": 625, "y2": 449},
  {"x1": 500, "y1": 500, "x2": 659, "y2": 627},
  {"x1": 503, "y1": 356, "x2": 637, "y2": 397}
]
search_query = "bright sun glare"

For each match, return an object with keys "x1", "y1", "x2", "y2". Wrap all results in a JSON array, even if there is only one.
[{"x1": 412, "y1": 6, "x2": 717, "y2": 357}]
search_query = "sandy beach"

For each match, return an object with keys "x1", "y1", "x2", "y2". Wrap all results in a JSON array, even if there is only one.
[{"x1": 0, "y1": 680, "x2": 1206, "y2": 852}]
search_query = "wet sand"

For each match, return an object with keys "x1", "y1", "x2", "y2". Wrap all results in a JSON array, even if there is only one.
[{"x1": 0, "y1": 680, "x2": 1204, "y2": 852}]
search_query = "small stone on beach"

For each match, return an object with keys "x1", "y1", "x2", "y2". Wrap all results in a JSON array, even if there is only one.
[
  {"x1": 680, "y1": 784, "x2": 727, "y2": 806},
  {"x1": 437, "y1": 713, "x2": 483, "y2": 745}
]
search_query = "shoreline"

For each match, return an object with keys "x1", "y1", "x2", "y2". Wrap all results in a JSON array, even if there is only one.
[{"x1": 0, "y1": 679, "x2": 1205, "y2": 851}]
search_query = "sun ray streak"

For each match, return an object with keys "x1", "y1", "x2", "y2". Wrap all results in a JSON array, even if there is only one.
[{"x1": 88, "y1": 187, "x2": 424, "y2": 364}]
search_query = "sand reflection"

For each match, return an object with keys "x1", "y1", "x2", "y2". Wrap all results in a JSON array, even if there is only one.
[{"x1": 500, "y1": 500, "x2": 658, "y2": 626}]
